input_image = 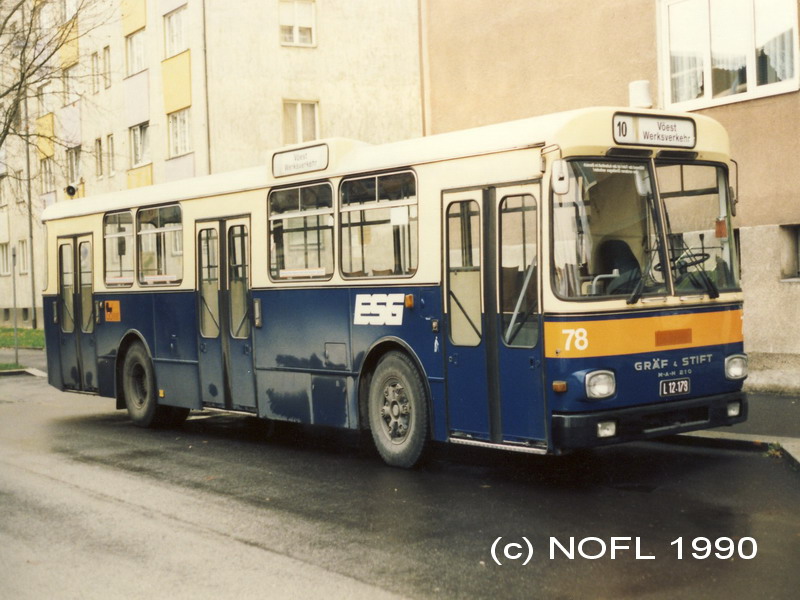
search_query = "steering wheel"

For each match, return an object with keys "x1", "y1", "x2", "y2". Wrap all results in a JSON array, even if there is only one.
[{"x1": 654, "y1": 251, "x2": 710, "y2": 272}]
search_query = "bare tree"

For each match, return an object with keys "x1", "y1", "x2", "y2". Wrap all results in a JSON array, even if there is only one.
[
  {"x1": 0, "y1": 0, "x2": 104, "y2": 161},
  {"x1": 1, "y1": 0, "x2": 104, "y2": 330}
]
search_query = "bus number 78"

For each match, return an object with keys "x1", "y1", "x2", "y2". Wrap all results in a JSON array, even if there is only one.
[{"x1": 562, "y1": 328, "x2": 589, "y2": 351}]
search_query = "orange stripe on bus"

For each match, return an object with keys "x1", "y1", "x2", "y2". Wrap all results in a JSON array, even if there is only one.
[{"x1": 544, "y1": 309, "x2": 742, "y2": 358}]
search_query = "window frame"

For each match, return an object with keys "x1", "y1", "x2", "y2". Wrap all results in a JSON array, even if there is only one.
[
  {"x1": 164, "y1": 5, "x2": 188, "y2": 58},
  {"x1": 0, "y1": 242, "x2": 9, "y2": 276},
  {"x1": 339, "y1": 170, "x2": 419, "y2": 280},
  {"x1": 126, "y1": 28, "x2": 147, "y2": 77},
  {"x1": 129, "y1": 122, "x2": 150, "y2": 168},
  {"x1": 18, "y1": 239, "x2": 29, "y2": 275},
  {"x1": 40, "y1": 156, "x2": 55, "y2": 194},
  {"x1": 104, "y1": 210, "x2": 135, "y2": 288},
  {"x1": 66, "y1": 145, "x2": 81, "y2": 184},
  {"x1": 268, "y1": 181, "x2": 335, "y2": 282},
  {"x1": 282, "y1": 100, "x2": 319, "y2": 145},
  {"x1": 658, "y1": 0, "x2": 800, "y2": 110},
  {"x1": 279, "y1": 0, "x2": 316, "y2": 47},
  {"x1": 136, "y1": 204, "x2": 184, "y2": 286},
  {"x1": 167, "y1": 108, "x2": 191, "y2": 158}
]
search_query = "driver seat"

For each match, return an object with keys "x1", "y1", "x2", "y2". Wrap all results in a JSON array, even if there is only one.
[{"x1": 598, "y1": 239, "x2": 641, "y2": 295}]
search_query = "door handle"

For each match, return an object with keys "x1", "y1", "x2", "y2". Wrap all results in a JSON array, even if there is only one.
[
  {"x1": 448, "y1": 353, "x2": 458, "y2": 366},
  {"x1": 253, "y1": 298, "x2": 263, "y2": 328}
]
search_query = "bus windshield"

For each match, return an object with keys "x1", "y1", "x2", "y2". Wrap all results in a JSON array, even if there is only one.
[
  {"x1": 657, "y1": 162, "x2": 739, "y2": 295},
  {"x1": 552, "y1": 159, "x2": 738, "y2": 301},
  {"x1": 552, "y1": 160, "x2": 667, "y2": 300}
]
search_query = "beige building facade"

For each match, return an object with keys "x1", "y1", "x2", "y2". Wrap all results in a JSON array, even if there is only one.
[
  {"x1": 0, "y1": 0, "x2": 423, "y2": 328},
  {"x1": 422, "y1": 0, "x2": 800, "y2": 385}
]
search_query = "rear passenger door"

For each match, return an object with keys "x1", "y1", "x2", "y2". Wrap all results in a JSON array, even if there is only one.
[{"x1": 56, "y1": 235, "x2": 98, "y2": 392}]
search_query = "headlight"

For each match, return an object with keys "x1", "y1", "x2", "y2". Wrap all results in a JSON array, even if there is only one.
[
  {"x1": 586, "y1": 370, "x2": 615, "y2": 399},
  {"x1": 725, "y1": 354, "x2": 748, "y2": 380}
]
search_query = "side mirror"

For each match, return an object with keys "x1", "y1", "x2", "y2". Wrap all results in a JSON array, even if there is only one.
[
  {"x1": 729, "y1": 185, "x2": 738, "y2": 217},
  {"x1": 551, "y1": 159, "x2": 570, "y2": 195}
]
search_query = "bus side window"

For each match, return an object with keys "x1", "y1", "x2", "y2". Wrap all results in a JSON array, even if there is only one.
[
  {"x1": 103, "y1": 211, "x2": 134, "y2": 287},
  {"x1": 446, "y1": 201, "x2": 482, "y2": 346},
  {"x1": 269, "y1": 183, "x2": 334, "y2": 280},
  {"x1": 499, "y1": 194, "x2": 539, "y2": 348},
  {"x1": 340, "y1": 172, "x2": 418, "y2": 278}
]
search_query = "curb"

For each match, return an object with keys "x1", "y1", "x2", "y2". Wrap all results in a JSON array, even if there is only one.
[
  {"x1": 0, "y1": 368, "x2": 46, "y2": 378},
  {"x1": 661, "y1": 430, "x2": 800, "y2": 469}
]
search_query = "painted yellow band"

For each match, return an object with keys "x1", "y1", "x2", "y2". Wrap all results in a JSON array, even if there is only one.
[{"x1": 544, "y1": 308, "x2": 743, "y2": 358}]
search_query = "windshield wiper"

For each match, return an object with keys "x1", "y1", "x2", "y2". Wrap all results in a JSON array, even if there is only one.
[{"x1": 626, "y1": 248, "x2": 656, "y2": 305}]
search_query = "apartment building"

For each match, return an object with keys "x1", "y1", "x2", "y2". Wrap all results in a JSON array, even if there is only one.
[
  {"x1": 421, "y1": 0, "x2": 800, "y2": 380},
  {"x1": 0, "y1": 0, "x2": 423, "y2": 327}
]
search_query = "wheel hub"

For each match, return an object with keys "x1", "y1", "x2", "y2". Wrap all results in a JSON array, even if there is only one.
[{"x1": 380, "y1": 382, "x2": 411, "y2": 443}]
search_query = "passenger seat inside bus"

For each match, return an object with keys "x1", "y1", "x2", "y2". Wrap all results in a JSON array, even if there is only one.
[{"x1": 598, "y1": 239, "x2": 641, "y2": 295}]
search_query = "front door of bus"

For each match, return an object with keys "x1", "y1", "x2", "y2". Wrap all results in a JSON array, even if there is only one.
[
  {"x1": 196, "y1": 218, "x2": 258, "y2": 412},
  {"x1": 56, "y1": 235, "x2": 98, "y2": 392},
  {"x1": 443, "y1": 185, "x2": 546, "y2": 445}
]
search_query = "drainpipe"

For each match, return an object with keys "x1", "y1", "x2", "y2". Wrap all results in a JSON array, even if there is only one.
[{"x1": 201, "y1": 0, "x2": 212, "y2": 174}]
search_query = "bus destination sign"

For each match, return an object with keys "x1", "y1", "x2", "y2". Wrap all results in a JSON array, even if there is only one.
[
  {"x1": 272, "y1": 143, "x2": 329, "y2": 177},
  {"x1": 612, "y1": 114, "x2": 696, "y2": 149}
]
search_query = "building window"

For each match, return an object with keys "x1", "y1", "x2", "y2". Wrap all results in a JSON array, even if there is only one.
[
  {"x1": 66, "y1": 146, "x2": 81, "y2": 184},
  {"x1": 340, "y1": 172, "x2": 418, "y2": 278},
  {"x1": 282, "y1": 100, "x2": 318, "y2": 144},
  {"x1": 40, "y1": 157, "x2": 55, "y2": 194},
  {"x1": 130, "y1": 122, "x2": 150, "y2": 167},
  {"x1": 0, "y1": 243, "x2": 9, "y2": 276},
  {"x1": 63, "y1": 64, "x2": 79, "y2": 104},
  {"x1": 279, "y1": 0, "x2": 315, "y2": 46},
  {"x1": 126, "y1": 29, "x2": 147, "y2": 76},
  {"x1": 18, "y1": 239, "x2": 29, "y2": 274},
  {"x1": 14, "y1": 170, "x2": 24, "y2": 203},
  {"x1": 137, "y1": 205, "x2": 183, "y2": 285},
  {"x1": 37, "y1": 84, "x2": 51, "y2": 117},
  {"x1": 659, "y1": 0, "x2": 799, "y2": 108},
  {"x1": 165, "y1": 5, "x2": 187, "y2": 58},
  {"x1": 269, "y1": 183, "x2": 334, "y2": 280},
  {"x1": 95, "y1": 138, "x2": 103, "y2": 178},
  {"x1": 103, "y1": 46, "x2": 111, "y2": 88},
  {"x1": 91, "y1": 52, "x2": 100, "y2": 94},
  {"x1": 62, "y1": 0, "x2": 78, "y2": 22},
  {"x1": 168, "y1": 109, "x2": 191, "y2": 157},
  {"x1": 107, "y1": 134, "x2": 115, "y2": 174}
]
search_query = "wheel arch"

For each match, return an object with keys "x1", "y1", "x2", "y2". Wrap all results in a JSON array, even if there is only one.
[{"x1": 356, "y1": 336, "x2": 434, "y2": 436}]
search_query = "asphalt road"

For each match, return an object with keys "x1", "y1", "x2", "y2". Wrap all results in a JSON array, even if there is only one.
[{"x1": 1, "y1": 374, "x2": 798, "y2": 599}]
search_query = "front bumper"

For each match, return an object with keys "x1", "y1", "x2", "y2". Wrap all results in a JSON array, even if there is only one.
[{"x1": 552, "y1": 392, "x2": 747, "y2": 451}]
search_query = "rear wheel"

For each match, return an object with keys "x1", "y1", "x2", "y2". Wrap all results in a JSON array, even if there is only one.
[
  {"x1": 368, "y1": 351, "x2": 429, "y2": 468},
  {"x1": 122, "y1": 343, "x2": 187, "y2": 428}
]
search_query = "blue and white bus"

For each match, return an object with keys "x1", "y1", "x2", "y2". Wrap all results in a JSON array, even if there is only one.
[{"x1": 42, "y1": 107, "x2": 748, "y2": 467}]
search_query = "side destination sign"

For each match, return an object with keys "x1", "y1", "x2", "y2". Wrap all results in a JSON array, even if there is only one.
[
  {"x1": 612, "y1": 113, "x2": 696, "y2": 149},
  {"x1": 272, "y1": 143, "x2": 329, "y2": 177}
]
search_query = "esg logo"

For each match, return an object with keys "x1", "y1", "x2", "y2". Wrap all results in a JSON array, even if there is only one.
[{"x1": 353, "y1": 293, "x2": 405, "y2": 326}]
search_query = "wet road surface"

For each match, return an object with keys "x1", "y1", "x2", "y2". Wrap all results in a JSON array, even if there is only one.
[{"x1": 1, "y1": 375, "x2": 798, "y2": 599}]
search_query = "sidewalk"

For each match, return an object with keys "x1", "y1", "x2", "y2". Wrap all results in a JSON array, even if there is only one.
[{"x1": 2, "y1": 347, "x2": 799, "y2": 466}]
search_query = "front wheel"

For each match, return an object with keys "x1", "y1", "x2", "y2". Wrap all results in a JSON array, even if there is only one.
[{"x1": 368, "y1": 352, "x2": 429, "y2": 468}]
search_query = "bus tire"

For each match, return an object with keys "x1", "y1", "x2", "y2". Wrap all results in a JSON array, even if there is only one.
[
  {"x1": 368, "y1": 351, "x2": 428, "y2": 468},
  {"x1": 122, "y1": 342, "x2": 173, "y2": 428}
]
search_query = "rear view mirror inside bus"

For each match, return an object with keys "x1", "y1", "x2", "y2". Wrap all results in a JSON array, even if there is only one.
[{"x1": 551, "y1": 159, "x2": 570, "y2": 195}]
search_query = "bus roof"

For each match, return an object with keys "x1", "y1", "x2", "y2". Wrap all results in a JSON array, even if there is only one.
[{"x1": 41, "y1": 106, "x2": 728, "y2": 222}]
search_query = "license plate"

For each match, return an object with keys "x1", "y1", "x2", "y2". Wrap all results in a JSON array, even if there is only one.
[{"x1": 660, "y1": 378, "x2": 690, "y2": 397}]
